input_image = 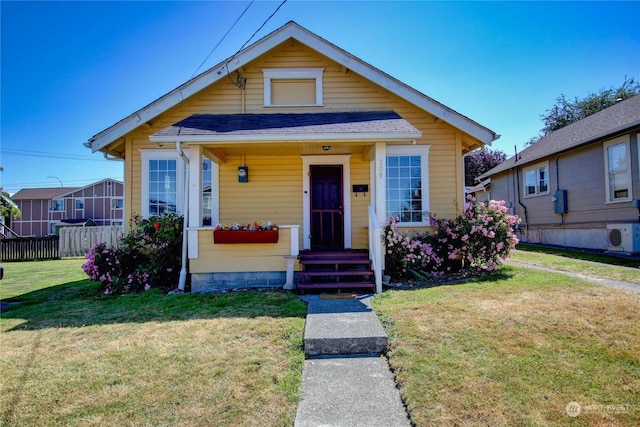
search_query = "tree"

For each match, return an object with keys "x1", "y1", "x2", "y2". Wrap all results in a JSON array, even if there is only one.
[
  {"x1": 1, "y1": 190, "x2": 21, "y2": 220},
  {"x1": 527, "y1": 77, "x2": 640, "y2": 145},
  {"x1": 464, "y1": 147, "x2": 506, "y2": 187}
]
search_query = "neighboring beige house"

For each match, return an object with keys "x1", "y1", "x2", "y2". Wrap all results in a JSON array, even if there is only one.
[
  {"x1": 86, "y1": 21, "x2": 498, "y2": 292},
  {"x1": 11, "y1": 179, "x2": 124, "y2": 237},
  {"x1": 479, "y1": 94, "x2": 640, "y2": 253}
]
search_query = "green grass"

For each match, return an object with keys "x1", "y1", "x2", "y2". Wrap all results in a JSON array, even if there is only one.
[
  {"x1": 1, "y1": 259, "x2": 307, "y2": 426},
  {"x1": 511, "y1": 244, "x2": 640, "y2": 284},
  {"x1": 373, "y1": 266, "x2": 640, "y2": 426}
]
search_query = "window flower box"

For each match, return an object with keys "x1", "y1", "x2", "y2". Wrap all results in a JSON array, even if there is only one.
[
  {"x1": 213, "y1": 230, "x2": 279, "y2": 244},
  {"x1": 213, "y1": 221, "x2": 279, "y2": 244}
]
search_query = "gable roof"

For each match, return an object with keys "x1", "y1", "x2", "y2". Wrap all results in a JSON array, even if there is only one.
[
  {"x1": 12, "y1": 187, "x2": 80, "y2": 201},
  {"x1": 88, "y1": 21, "x2": 498, "y2": 153},
  {"x1": 55, "y1": 178, "x2": 123, "y2": 199},
  {"x1": 480, "y1": 94, "x2": 640, "y2": 179},
  {"x1": 150, "y1": 111, "x2": 421, "y2": 143}
]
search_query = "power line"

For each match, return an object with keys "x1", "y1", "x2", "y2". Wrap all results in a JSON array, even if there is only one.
[
  {"x1": 1, "y1": 149, "x2": 107, "y2": 162},
  {"x1": 226, "y1": 0, "x2": 287, "y2": 68},
  {"x1": 189, "y1": 1, "x2": 255, "y2": 80}
]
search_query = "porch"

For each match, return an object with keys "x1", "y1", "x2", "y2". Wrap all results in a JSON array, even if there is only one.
[{"x1": 189, "y1": 206, "x2": 383, "y2": 293}]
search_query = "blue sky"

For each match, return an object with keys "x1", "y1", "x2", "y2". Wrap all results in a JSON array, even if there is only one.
[{"x1": 2, "y1": 1, "x2": 639, "y2": 194}]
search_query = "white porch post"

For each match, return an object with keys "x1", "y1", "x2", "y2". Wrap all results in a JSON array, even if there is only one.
[
  {"x1": 374, "y1": 142, "x2": 386, "y2": 293},
  {"x1": 282, "y1": 224, "x2": 299, "y2": 290},
  {"x1": 187, "y1": 145, "x2": 202, "y2": 259}
]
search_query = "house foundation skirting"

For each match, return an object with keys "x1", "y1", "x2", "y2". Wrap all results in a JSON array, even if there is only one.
[
  {"x1": 521, "y1": 226, "x2": 607, "y2": 251},
  {"x1": 191, "y1": 271, "x2": 292, "y2": 293}
]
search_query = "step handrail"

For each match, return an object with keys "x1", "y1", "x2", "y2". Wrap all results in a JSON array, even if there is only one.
[{"x1": 368, "y1": 205, "x2": 383, "y2": 293}]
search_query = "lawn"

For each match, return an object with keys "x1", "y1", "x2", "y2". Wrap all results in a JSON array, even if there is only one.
[
  {"x1": 0, "y1": 259, "x2": 306, "y2": 427},
  {"x1": 373, "y1": 265, "x2": 640, "y2": 426},
  {"x1": 510, "y1": 244, "x2": 640, "y2": 284}
]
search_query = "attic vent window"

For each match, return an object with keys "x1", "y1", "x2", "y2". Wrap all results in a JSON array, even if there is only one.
[{"x1": 263, "y1": 68, "x2": 324, "y2": 107}]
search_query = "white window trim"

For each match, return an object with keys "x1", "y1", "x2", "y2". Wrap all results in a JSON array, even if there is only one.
[
  {"x1": 386, "y1": 145, "x2": 431, "y2": 227},
  {"x1": 140, "y1": 149, "x2": 185, "y2": 218},
  {"x1": 263, "y1": 68, "x2": 324, "y2": 107},
  {"x1": 523, "y1": 161, "x2": 550, "y2": 198},
  {"x1": 75, "y1": 198, "x2": 84, "y2": 211},
  {"x1": 50, "y1": 199, "x2": 64, "y2": 212},
  {"x1": 604, "y1": 135, "x2": 632, "y2": 203},
  {"x1": 111, "y1": 198, "x2": 124, "y2": 210}
]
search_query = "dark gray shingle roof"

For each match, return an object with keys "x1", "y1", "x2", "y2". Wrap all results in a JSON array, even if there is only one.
[
  {"x1": 481, "y1": 94, "x2": 640, "y2": 178},
  {"x1": 151, "y1": 111, "x2": 421, "y2": 140}
]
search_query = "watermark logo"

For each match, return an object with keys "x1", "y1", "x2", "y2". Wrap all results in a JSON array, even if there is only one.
[
  {"x1": 566, "y1": 401, "x2": 581, "y2": 417},
  {"x1": 566, "y1": 401, "x2": 631, "y2": 417}
]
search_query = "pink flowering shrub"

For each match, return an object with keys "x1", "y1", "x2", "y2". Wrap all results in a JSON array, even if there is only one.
[
  {"x1": 383, "y1": 217, "x2": 443, "y2": 277},
  {"x1": 82, "y1": 212, "x2": 183, "y2": 295},
  {"x1": 384, "y1": 196, "x2": 520, "y2": 279}
]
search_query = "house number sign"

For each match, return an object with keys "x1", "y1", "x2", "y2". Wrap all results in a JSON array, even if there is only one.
[{"x1": 378, "y1": 159, "x2": 384, "y2": 179}]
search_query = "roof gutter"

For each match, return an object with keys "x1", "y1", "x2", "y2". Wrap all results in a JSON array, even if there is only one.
[{"x1": 176, "y1": 141, "x2": 189, "y2": 292}]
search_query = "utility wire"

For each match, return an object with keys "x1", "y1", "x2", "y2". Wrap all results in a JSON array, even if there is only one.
[
  {"x1": 2, "y1": 149, "x2": 107, "y2": 162},
  {"x1": 189, "y1": 0, "x2": 255, "y2": 80},
  {"x1": 226, "y1": 0, "x2": 287, "y2": 68}
]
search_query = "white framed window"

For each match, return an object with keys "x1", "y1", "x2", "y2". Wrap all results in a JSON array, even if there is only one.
[
  {"x1": 386, "y1": 146, "x2": 430, "y2": 226},
  {"x1": 263, "y1": 68, "x2": 324, "y2": 107},
  {"x1": 50, "y1": 199, "x2": 64, "y2": 211},
  {"x1": 140, "y1": 150, "x2": 184, "y2": 218},
  {"x1": 75, "y1": 199, "x2": 84, "y2": 210},
  {"x1": 604, "y1": 136, "x2": 632, "y2": 202},
  {"x1": 523, "y1": 162, "x2": 549, "y2": 197},
  {"x1": 111, "y1": 198, "x2": 124, "y2": 209}
]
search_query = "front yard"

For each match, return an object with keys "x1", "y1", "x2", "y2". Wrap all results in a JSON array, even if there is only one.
[
  {"x1": 0, "y1": 259, "x2": 306, "y2": 426},
  {"x1": 1, "y1": 254, "x2": 638, "y2": 426},
  {"x1": 373, "y1": 263, "x2": 639, "y2": 426}
]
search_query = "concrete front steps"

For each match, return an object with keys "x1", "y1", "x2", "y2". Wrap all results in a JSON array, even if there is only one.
[{"x1": 294, "y1": 295, "x2": 411, "y2": 426}]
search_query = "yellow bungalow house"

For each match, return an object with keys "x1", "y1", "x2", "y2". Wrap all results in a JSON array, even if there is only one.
[{"x1": 86, "y1": 21, "x2": 498, "y2": 293}]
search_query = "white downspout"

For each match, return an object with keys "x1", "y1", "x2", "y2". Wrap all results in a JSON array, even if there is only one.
[{"x1": 176, "y1": 141, "x2": 189, "y2": 292}]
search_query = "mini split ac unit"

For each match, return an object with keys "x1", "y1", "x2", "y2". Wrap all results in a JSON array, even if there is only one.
[{"x1": 606, "y1": 223, "x2": 640, "y2": 253}]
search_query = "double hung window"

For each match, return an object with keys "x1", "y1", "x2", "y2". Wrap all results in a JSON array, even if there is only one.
[
  {"x1": 386, "y1": 146, "x2": 430, "y2": 225},
  {"x1": 604, "y1": 137, "x2": 632, "y2": 202},
  {"x1": 524, "y1": 163, "x2": 549, "y2": 197}
]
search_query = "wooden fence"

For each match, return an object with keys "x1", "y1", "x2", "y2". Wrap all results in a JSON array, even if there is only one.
[
  {"x1": 58, "y1": 226, "x2": 124, "y2": 257},
  {"x1": 1, "y1": 236, "x2": 60, "y2": 261}
]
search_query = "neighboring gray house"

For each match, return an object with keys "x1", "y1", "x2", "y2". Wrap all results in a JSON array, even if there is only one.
[{"x1": 479, "y1": 94, "x2": 640, "y2": 253}]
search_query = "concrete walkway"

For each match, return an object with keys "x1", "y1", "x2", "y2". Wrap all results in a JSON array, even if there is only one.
[
  {"x1": 505, "y1": 259, "x2": 640, "y2": 294},
  {"x1": 294, "y1": 295, "x2": 411, "y2": 427}
]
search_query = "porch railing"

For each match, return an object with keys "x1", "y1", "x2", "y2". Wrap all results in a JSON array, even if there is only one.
[{"x1": 368, "y1": 205, "x2": 383, "y2": 293}]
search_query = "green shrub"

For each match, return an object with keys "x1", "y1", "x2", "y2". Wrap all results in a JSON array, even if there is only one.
[{"x1": 82, "y1": 213, "x2": 183, "y2": 294}]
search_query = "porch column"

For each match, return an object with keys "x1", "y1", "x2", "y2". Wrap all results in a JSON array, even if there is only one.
[
  {"x1": 187, "y1": 145, "x2": 202, "y2": 259},
  {"x1": 374, "y1": 142, "x2": 386, "y2": 291},
  {"x1": 373, "y1": 142, "x2": 387, "y2": 226}
]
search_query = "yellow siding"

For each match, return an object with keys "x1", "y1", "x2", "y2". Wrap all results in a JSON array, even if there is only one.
[
  {"x1": 191, "y1": 228, "x2": 295, "y2": 273},
  {"x1": 350, "y1": 156, "x2": 371, "y2": 249},
  {"x1": 218, "y1": 155, "x2": 302, "y2": 226},
  {"x1": 114, "y1": 38, "x2": 481, "y2": 267}
]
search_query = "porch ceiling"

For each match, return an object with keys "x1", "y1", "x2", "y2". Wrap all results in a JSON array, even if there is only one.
[
  {"x1": 149, "y1": 111, "x2": 422, "y2": 145},
  {"x1": 202, "y1": 140, "x2": 372, "y2": 158}
]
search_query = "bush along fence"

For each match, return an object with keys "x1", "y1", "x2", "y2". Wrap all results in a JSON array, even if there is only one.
[
  {"x1": 384, "y1": 196, "x2": 520, "y2": 280},
  {"x1": 1, "y1": 235, "x2": 60, "y2": 261},
  {"x1": 59, "y1": 226, "x2": 124, "y2": 257},
  {"x1": 82, "y1": 213, "x2": 183, "y2": 295}
]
